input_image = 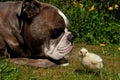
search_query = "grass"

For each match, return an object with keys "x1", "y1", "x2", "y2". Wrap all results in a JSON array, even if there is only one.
[{"x1": 0, "y1": 43, "x2": 120, "y2": 80}]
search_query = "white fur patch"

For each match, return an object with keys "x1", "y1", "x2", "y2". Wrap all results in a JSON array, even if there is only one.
[
  {"x1": 61, "y1": 63, "x2": 69, "y2": 67},
  {"x1": 44, "y1": 32, "x2": 73, "y2": 60},
  {"x1": 44, "y1": 45, "x2": 55, "y2": 54},
  {"x1": 65, "y1": 28, "x2": 68, "y2": 33},
  {"x1": 57, "y1": 9, "x2": 68, "y2": 26}
]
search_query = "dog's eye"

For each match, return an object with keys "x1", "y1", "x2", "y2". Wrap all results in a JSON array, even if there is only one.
[{"x1": 50, "y1": 28, "x2": 64, "y2": 39}]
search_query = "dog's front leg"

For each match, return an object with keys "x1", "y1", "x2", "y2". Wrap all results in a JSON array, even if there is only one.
[{"x1": 6, "y1": 58, "x2": 57, "y2": 68}]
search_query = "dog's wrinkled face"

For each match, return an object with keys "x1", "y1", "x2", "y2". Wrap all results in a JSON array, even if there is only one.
[
  {"x1": 44, "y1": 28, "x2": 73, "y2": 60},
  {"x1": 21, "y1": 0, "x2": 74, "y2": 60}
]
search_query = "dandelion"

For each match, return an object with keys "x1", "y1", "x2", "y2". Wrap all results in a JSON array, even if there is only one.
[
  {"x1": 114, "y1": 4, "x2": 119, "y2": 10},
  {"x1": 79, "y1": 3, "x2": 83, "y2": 8},
  {"x1": 73, "y1": 0, "x2": 77, "y2": 6},
  {"x1": 108, "y1": 6, "x2": 113, "y2": 10},
  {"x1": 118, "y1": 47, "x2": 120, "y2": 51},
  {"x1": 100, "y1": 44, "x2": 105, "y2": 47},
  {"x1": 100, "y1": 44, "x2": 105, "y2": 54},
  {"x1": 89, "y1": 5, "x2": 95, "y2": 11}
]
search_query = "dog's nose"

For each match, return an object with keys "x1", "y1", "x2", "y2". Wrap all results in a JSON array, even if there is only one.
[{"x1": 67, "y1": 34, "x2": 75, "y2": 42}]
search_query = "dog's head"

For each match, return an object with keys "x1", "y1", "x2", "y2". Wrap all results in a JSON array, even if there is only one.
[{"x1": 19, "y1": 0, "x2": 74, "y2": 60}]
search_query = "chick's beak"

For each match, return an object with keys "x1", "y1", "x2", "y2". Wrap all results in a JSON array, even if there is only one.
[{"x1": 80, "y1": 51, "x2": 86, "y2": 56}]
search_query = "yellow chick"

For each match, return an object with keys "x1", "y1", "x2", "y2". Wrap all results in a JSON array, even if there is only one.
[{"x1": 78, "y1": 48, "x2": 103, "y2": 71}]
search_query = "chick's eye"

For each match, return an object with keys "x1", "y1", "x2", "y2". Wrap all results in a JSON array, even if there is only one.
[{"x1": 80, "y1": 51, "x2": 82, "y2": 53}]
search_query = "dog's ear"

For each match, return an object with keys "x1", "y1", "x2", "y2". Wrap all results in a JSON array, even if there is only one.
[{"x1": 22, "y1": 0, "x2": 41, "y2": 18}]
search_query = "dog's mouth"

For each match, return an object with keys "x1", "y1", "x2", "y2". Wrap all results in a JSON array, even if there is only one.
[{"x1": 44, "y1": 30, "x2": 73, "y2": 60}]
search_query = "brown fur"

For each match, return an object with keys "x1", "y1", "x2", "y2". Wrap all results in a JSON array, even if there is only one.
[{"x1": 0, "y1": 0, "x2": 73, "y2": 67}]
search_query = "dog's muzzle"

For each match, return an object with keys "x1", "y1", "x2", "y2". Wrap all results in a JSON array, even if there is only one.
[{"x1": 44, "y1": 29, "x2": 74, "y2": 60}]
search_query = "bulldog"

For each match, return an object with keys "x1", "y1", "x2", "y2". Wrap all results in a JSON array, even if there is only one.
[{"x1": 0, "y1": 0, "x2": 74, "y2": 67}]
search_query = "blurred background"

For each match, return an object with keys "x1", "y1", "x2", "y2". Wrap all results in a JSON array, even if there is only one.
[{"x1": 1, "y1": 0, "x2": 120, "y2": 45}]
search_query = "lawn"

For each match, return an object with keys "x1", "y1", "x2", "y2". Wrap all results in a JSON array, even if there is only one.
[
  {"x1": 0, "y1": 43, "x2": 120, "y2": 80},
  {"x1": 0, "y1": 0, "x2": 120, "y2": 80}
]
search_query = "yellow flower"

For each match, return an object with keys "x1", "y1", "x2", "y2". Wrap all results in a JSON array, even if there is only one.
[
  {"x1": 100, "y1": 44, "x2": 105, "y2": 47},
  {"x1": 73, "y1": 1, "x2": 77, "y2": 6},
  {"x1": 118, "y1": 47, "x2": 120, "y2": 51},
  {"x1": 108, "y1": 7, "x2": 113, "y2": 10},
  {"x1": 114, "y1": 4, "x2": 119, "y2": 10},
  {"x1": 89, "y1": 5, "x2": 95, "y2": 11},
  {"x1": 79, "y1": 3, "x2": 83, "y2": 8}
]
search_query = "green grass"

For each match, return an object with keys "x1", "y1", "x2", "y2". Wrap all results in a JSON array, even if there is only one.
[
  {"x1": 0, "y1": 0, "x2": 120, "y2": 79},
  {"x1": 0, "y1": 43, "x2": 120, "y2": 80}
]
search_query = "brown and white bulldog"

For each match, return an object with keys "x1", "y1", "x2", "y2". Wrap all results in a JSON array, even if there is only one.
[{"x1": 0, "y1": 0, "x2": 74, "y2": 67}]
